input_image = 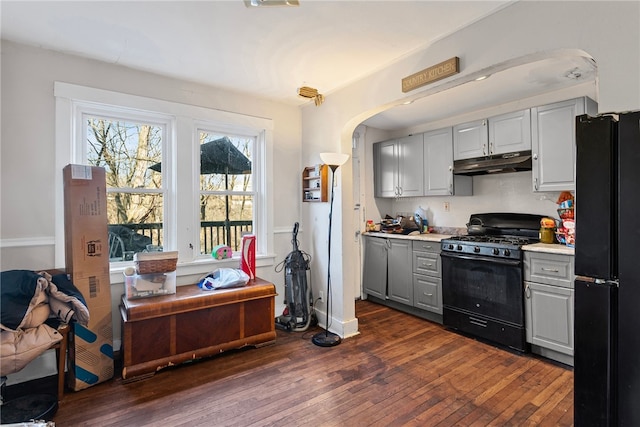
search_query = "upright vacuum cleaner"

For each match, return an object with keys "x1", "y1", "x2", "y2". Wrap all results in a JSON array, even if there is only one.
[{"x1": 275, "y1": 222, "x2": 314, "y2": 331}]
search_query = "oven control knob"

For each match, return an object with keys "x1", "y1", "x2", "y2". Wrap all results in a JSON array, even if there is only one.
[
  {"x1": 448, "y1": 244, "x2": 454, "y2": 250},
  {"x1": 504, "y1": 249, "x2": 511, "y2": 256},
  {"x1": 492, "y1": 248, "x2": 499, "y2": 255},
  {"x1": 474, "y1": 246, "x2": 480, "y2": 253}
]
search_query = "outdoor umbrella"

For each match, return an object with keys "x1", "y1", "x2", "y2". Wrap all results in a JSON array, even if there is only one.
[
  {"x1": 149, "y1": 136, "x2": 251, "y2": 175},
  {"x1": 150, "y1": 136, "x2": 252, "y2": 246}
]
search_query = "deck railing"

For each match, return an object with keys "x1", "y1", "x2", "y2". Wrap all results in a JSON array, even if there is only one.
[{"x1": 109, "y1": 221, "x2": 253, "y2": 259}]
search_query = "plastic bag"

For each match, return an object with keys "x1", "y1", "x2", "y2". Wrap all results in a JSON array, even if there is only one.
[{"x1": 198, "y1": 268, "x2": 249, "y2": 290}]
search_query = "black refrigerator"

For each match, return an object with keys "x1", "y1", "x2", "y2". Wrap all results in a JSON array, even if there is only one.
[{"x1": 574, "y1": 111, "x2": 640, "y2": 426}]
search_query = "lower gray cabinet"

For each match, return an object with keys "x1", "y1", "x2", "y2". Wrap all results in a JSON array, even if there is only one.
[
  {"x1": 362, "y1": 235, "x2": 443, "y2": 322},
  {"x1": 362, "y1": 235, "x2": 388, "y2": 299},
  {"x1": 524, "y1": 251, "x2": 575, "y2": 366},
  {"x1": 524, "y1": 281, "x2": 574, "y2": 355},
  {"x1": 387, "y1": 239, "x2": 413, "y2": 305},
  {"x1": 412, "y1": 241, "x2": 442, "y2": 314},
  {"x1": 362, "y1": 235, "x2": 412, "y2": 304}
]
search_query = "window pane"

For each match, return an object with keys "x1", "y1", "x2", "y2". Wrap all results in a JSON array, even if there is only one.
[
  {"x1": 86, "y1": 117, "x2": 163, "y2": 189},
  {"x1": 86, "y1": 116, "x2": 165, "y2": 262},
  {"x1": 106, "y1": 193, "x2": 164, "y2": 261},
  {"x1": 199, "y1": 195, "x2": 253, "y2": 254}
]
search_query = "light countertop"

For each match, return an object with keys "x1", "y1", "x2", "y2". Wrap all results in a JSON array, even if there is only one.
[
  {"x1": 363, "y1": 231, "x2": 575, "y2": 255},
  {"x1": 363, "y1": 231, "x2": 452, "y2": 242},
  {"x1": 522, "y1": 242, "x2": 575, "y2": 256}
]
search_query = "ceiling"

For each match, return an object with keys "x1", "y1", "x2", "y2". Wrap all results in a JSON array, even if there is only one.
[{"x1": 1, "y1": 1, "x2": 597, "y2": 131}]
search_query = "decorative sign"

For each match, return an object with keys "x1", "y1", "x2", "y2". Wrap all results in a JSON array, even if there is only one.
[{"x1": 402, "y1": 57, "x2": 460, "y2": 93}]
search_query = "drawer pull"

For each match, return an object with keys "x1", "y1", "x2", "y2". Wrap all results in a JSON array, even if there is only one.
[
  {"x1": 541, "y1": 267, "x2": 560, "y2": 273},
  {"x1": 422, "y1": 245, "x2": 433, "y2": 250},
  {"x1": 422, "y1": 263, "x2": 433, "y2": 267},
  {"x1": 423, "y1": 292, "x2": 433, "y2": 297}
]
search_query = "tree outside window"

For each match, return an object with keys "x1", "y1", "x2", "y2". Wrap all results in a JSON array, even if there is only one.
[{"x1": 86, "y1": 116, "x2": 164, "y2": 261}]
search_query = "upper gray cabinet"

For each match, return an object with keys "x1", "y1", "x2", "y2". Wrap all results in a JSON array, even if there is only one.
[
  {"x1": 373, "y1": 134, "x2": 424, "y2": 198},
  {"x1": 453, "y1": 109, "x2": 531, "y2": 160},
  {"x1": 531, "y1": 97, "x2": 597, "y2": 192},
  {"x1": 488, "y1": 109, "x2": 532, "y2": 154},
  {"x1": 423, "y1": 127, "x2": 472, "y2": 196},
  {"x1": 452, "y1": 119, "x2": 487, "y2": 160}
]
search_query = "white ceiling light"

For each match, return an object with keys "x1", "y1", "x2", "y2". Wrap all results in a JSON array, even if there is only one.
[{"x1": 244, "y1": 0, "x2": 299, "y2": 7}]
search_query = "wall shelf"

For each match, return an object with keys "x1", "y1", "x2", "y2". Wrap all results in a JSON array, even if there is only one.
[{"x1": 302, "y1": 164, "x2": 328, "y2": 202}]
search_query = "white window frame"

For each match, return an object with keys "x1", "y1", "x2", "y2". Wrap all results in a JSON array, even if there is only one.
[
  {"x1": 80, "y1": 105, "x2": 174, "y2": 262},
  {"x1": 54, "y1": 82, "x2": 274, "y2": 279}
]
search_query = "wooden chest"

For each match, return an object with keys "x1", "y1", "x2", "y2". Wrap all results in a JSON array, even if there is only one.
[{"x1": 120, "y1": 278, "x2": 276, "y2": 380}]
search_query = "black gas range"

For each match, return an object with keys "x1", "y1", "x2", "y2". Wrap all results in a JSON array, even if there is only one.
[{"x1": 440, "y1": 213, "x2": 544, "y2": 352}]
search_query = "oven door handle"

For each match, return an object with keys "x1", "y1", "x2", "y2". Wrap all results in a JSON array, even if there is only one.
[{"x1": 440, "y1": 251, "x2": 522, "y2": 267}]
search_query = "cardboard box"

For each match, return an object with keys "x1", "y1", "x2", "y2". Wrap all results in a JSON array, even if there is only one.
[
  {"x1": 63, "y1": 164, "x2": 114, "y2": 390},
  {"x1": 124, "y1": 270, "x2": 177, "y2": 299},
  {"x1": 66, "y1": 274, "x2": 114, "y2": 390}
]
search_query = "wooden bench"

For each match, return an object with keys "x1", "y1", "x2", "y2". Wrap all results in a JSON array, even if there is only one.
[{"x1": 119, "y1": 277, "x2": 276, "y2": 381}]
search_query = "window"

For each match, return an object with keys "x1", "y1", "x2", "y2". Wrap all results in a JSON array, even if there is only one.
[
  {"x1": 54, "y1": 82, "x2": 273, "y2": 272},
  {"x1": 197, "y1": 130, "x2": 255, "y2": 255},
  {"x1": 85, "y1": 114, "x2": 167, "y2": 261}
]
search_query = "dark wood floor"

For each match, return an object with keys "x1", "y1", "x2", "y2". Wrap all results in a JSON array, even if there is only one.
[{"x1": 52, "y1": 300, "x2": 573, "y2": 426}]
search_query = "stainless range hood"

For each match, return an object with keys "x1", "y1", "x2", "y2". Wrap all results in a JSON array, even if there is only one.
[{"x1": 453, "y1": 150, "x2": 532, "y2": 176}]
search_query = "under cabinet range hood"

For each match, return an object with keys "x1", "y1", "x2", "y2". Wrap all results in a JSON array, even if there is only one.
[{"x1": 453, "y1": 150, "x2": 533, "y2": 176}]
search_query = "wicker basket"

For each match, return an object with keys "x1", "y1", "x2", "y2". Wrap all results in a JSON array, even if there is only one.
[{"x1": 134, "y1": 251, "x2": 178, "y2": 274}]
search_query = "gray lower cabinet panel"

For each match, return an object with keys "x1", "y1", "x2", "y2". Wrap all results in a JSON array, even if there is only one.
[
  {"x1": 525, "y1": 280, "x2": 574, "y2": 364},
  {"x1": 362, "y1": 236, "x2": 388, "y2": 299},
  {"x1": 387, "y1": 239, "x2": 413, "y2": 305},
  {"x1": 413, "y1": 274, "x2": 442, "y2": 314}
]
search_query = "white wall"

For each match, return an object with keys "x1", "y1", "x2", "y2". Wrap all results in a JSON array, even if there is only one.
[
  {"x1": 301, "y1": 1, "x2": 640, "y2": 339},
  {"x1": 0, "y1": 40, "x2": 303, "y2": 380}
]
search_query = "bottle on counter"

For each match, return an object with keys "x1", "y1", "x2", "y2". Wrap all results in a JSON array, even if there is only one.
[
  {"x1": 414, "y1": 206, "x2": 428, "y2": 234},
  {"x1": 539, "y1": 217, "x2": 556, "y2": 244}
]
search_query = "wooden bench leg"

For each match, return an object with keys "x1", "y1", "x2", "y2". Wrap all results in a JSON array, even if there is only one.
[{"x1": 55, "y1": 324, "x2": 70, "y2": 401}]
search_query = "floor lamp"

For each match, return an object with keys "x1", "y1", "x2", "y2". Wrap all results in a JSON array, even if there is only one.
[{"x1": 312, "y1": 152, "x2": 350, "y2": 347}]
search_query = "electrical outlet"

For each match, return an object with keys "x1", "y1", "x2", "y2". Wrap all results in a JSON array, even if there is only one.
[
  {"x1": 444, "y1": 202, "x2": 450, "y2": 212},
  {"x1": 318, "y1": 291, "x2": 324, "y2": 302}
]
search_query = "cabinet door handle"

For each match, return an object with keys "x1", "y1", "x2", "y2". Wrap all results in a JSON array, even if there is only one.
[
  {"x1": 482, "y1": 143, "x2": 486, "y2": 156},
  {"x1": 533, "y1": 153, "x2": 538, "y2": 160},
  {"x1": 489, "y1": 142, "x2": 494, "y2": 154},
  {"x1": 525, "y1": 283, "x2": 531, "y2": 299},
  {"x1": 534, "y1": 178, "x2": 539, "y2": 191}
]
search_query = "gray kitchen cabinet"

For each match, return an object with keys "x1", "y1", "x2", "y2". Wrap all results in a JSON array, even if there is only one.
[
  {"x1": 531, "y1": 97, "x2": 598, "y2": 192},
  {"x1": 488, "y1": 109, "x2": 532, "y2": 154},
  {"x1": 373, "y1": 134, "x2": 424, "y2": 198},
  {"x1": 453, "y1": 119, "x2": 487, "y2": 160},
  {"x1": 453, "y1": 109, "x2": 531, "y2": 160},
  {"x1": 387, "y1": 239, "x2": 413, "y2": 305},
  {"x1": 412, "y1": 240, "x2": 442, "y2": 315},
  {"x1": 524, "y1": 251, "x2": 575, "y2": 366},
  {"x1": 362, "y1": 235, "x2": 412, "y2": 305},
  {"x1": 423, "y1": 127, "x2": 472, "y2": 196},
  {"x1": 373, "y1": 139, "x2": 397, "y2": 198},
  {"x1": 362, "y1": 235, "x2": 388, "y2": 299}
]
